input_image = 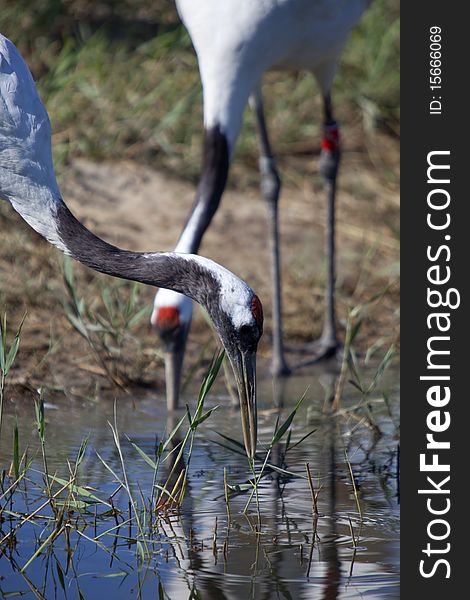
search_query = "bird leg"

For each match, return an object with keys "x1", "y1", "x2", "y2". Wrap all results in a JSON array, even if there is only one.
[
  {"x1": 317, "y1": 114, "x2": 340, "y2": 355},
  {"x1": 288, "y1": 94, "x2": 340, "y2": 363},
  {"x1": 250, "y1": 90, "x2": 291, "y2": 376}
]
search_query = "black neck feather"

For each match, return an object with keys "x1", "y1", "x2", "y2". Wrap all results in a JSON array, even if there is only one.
[
  {"x1": 56, "y1": 200, "x2": 220, "y2": 308},
  {"x1": 178, "y1": 125, "x2": 229, "y2": 254}
]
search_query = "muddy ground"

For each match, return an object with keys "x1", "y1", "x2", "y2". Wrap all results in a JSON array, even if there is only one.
[{"x1": 0, "y1": 129, "x2": 399, "y2": 401}]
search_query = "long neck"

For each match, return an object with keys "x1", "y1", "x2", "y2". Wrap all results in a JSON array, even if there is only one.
[
  {"x1": 34, "y1": 197, "x2": 221, "y2": 308},
  {"x1": 175, "y1": 125, "x2": 229, "y2": 254}
]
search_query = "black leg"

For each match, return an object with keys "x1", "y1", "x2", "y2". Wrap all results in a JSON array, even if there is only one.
[
  {"x1": 288, "y1": 94, "x2": 340, "y2": 364},
  {"x1": 317, "y1": 94, "x2": 340, "y2": 352},
  {"x1": 249, "y1": 89, "x2": 290, "y2": 377}
]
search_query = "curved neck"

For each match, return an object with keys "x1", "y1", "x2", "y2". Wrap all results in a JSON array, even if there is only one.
[{"x1": 54, "y1": 200, "x2": 220, "y2": 307}]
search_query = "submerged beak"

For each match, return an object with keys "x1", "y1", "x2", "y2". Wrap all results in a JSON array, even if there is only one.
[
  {"x1": 164, "y1": 347, "x2": 185, "y2": 411},
  {"x1": 229, "y1": 350, "x2": 257, "y2": 459},
  {"x1": 151, "y1": 306, "x2": 189, "y2": 412}
]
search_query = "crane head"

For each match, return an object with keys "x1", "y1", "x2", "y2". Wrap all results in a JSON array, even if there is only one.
[
  {"x1": 151, "y1": 289, "x2": 193, "y2": 411},
  {"x1": 207, "y1": 284, "x2": 263, "y2": 460},
  {"x1": 157, "y1": 253, "x2": 264, "y2": 460}
]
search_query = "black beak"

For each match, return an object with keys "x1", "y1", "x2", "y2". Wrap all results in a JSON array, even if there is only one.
[
  {"x1": 164, "y1": 346, "x2": 185, "y2": 411},
  {"x1": 228, "y1": 349, "x2": 257, "y2": 459},
  {"x1": 153, "y1": 321, "x2": 190, "y2": 412}
]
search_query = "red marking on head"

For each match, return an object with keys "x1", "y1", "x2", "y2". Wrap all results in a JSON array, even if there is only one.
[
  {"x1": 154, "y1": 307, "x2": 180, "y2": 330},
  {"x1": 251, "y1": 295, "x2": 263, "y2": 333},
  {"x1": 320, "y1": 124, "x2": 340, "y2": 153}
]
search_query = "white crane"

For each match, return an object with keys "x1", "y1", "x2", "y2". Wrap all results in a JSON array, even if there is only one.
[
  {"x1": 0, "y1": 33, "x2": 262, "y2": 459},
  {"x1": 151, "y1": 0, "x2": 369, "y2": 408}
]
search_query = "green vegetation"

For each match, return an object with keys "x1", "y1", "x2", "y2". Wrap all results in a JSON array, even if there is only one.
[
  {"x1": 0, "y1": 307, "x2": 398, "y2": 595},
  {"x1": 0, "y1": 315, "x2": 25, "y2": 441},
  {"x1": 62, "y1": 257, "x2": 151, "y2": 388}
]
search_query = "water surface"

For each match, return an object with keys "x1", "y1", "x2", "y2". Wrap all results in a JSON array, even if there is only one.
[{"x1": 0, "y1": 367, "x2": 399, "y2": 599}]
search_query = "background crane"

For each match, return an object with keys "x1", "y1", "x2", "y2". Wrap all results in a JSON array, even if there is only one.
[{"x1": 151, "y1": 0, "x2": 369, "y2": 408}]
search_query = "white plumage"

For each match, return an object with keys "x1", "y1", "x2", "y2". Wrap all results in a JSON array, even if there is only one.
[
  {"x1": 177, "y1": 0, "x2": 368, "y2": 149},
  {"x1": 0, "y1": 36, "x2": 66, "y2": 251}
]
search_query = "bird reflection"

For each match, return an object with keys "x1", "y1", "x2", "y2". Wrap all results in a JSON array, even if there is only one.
[
  {"x1": 320, "y1": 423, "x2": 341, "y2": 600},
  {"x1": 159, "y1": 392, "x2": 344, "y2": 600}
]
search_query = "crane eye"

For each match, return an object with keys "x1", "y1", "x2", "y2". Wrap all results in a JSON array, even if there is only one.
[
  {"x1": 239, "y1": 324, "x2": 252, "y2": 337},
  {"x1": 239, "y1": 324, "x2": 261, "y2": 352},
  {"x1": 239, "y1": 323, "x2": 259, "y2": 346}
]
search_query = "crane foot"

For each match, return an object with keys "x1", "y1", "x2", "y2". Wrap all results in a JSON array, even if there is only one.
[
  {"x1": 270, "y1": 360, "x2": 292, "y2": 378},
  {"x1": 285, "y1": 338, "x2": 340, "y2": 365}
]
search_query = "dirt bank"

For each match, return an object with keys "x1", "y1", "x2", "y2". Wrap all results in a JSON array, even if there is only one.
[{"x1": 0, "y1": 138, "x2": 399, "y2": 398}]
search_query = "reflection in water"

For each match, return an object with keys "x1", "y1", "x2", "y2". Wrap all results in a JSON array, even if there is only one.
[
  {"x1": 0, "y1": 372, "x2": 399, "y2": 599},
  {"x1": 321, "y1": 425, "x2": 341, "y2": 600},
  {"x1": 161, "y1": 423, "x2": 378, "y2": 599}
]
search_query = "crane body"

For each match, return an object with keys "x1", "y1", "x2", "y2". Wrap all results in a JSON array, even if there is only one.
[
  {"x1": 152, "y1": 0, "x2": 369, "y2": 407},
  {"x1": 0, "y1": 34, "x2": 261, "y2": 458}
]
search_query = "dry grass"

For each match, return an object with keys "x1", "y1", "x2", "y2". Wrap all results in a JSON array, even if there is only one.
[{"x1": 0, "y1": 0, "x2": 399, "y2": 396}]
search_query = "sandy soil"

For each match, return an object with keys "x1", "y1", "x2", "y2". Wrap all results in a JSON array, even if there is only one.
[{"x1": 0, "y1": 136, "x2": 399, "y2": 398}]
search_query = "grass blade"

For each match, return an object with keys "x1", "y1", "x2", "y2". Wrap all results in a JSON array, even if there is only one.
[
  {"x1": 13, "y1": 418, "x2": 19, "y2": 479},
  {"x1": 271, "y1": 389, "x2": 308, "y2": 446},
  {"x1": 127, "y1": 438, "x2": 157, "y2": 470},
  {"x1": 47, "y1": 474, "x2": 112, "y2": 507}
]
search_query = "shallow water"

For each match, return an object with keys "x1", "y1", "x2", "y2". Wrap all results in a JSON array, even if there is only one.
[{"x1": 0, "y1": 367, "x2": 399, "y2": 599}]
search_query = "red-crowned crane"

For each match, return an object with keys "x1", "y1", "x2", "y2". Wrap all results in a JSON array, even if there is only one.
[
  {"x1": 151, "y1": 0, "x2": 369, "y2": 409},
  {"x1": 0, "y1": 34, "x2": 262, "y2": 459}
]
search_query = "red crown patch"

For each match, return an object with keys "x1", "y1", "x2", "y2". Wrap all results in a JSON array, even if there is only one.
[
  {"x1": 155, "y1": 307, "x2": 180, "y2": 330},
  {"x1": 251, "y1": 295, "x2": 263, "y2": 332}
]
